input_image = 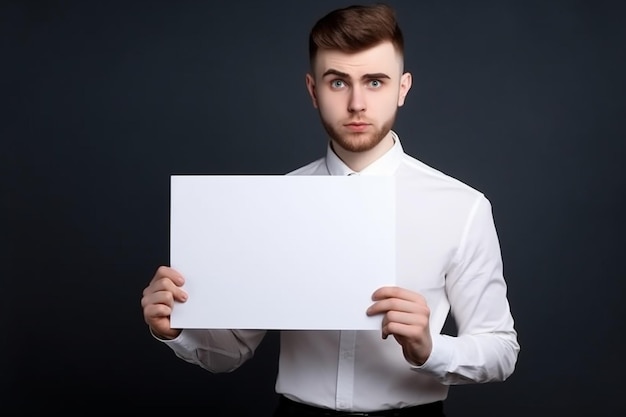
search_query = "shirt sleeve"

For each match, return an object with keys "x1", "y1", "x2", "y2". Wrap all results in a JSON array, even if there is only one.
[
  {"x1": 413, "y1": 195, "x2": 520, "y2": 384},
  {"x1": 154, "y1": 328, "x2": 267, "y2": 373}
]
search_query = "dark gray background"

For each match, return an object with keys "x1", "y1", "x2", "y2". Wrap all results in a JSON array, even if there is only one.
[{"x1": 3, "y1": 0, "x2": 625, "y2": 415}]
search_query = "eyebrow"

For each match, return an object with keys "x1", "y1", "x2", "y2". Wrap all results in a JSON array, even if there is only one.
[{"x1": 322, "y1": 69, "x2": 391, "y2": 80}]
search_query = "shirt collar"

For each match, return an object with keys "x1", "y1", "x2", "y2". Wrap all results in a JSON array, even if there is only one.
[{"x1": 325, "y1": 130, "x2": 404, "y2": 176}]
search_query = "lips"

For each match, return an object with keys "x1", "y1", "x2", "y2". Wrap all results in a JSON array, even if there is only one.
[{"x1": 345, "y1": 122, "x2": 370, "y2": 132}]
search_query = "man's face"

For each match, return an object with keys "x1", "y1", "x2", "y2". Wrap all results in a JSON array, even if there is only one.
[{"x1": 306, "y1": 41, "x2": 412, "y2": 153}]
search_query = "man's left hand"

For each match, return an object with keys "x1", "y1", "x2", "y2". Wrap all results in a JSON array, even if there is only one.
[{"x1": 366, "y1": 286, "x2": 432, "y2": 366}]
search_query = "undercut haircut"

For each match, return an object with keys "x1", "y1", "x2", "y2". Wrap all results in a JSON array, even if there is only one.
[{"x1": 308, "y1": 4, "x2": 405, "y2": 68}]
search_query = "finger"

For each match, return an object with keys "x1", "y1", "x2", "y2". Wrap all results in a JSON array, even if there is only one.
[
  {"x1": 143, "y1": 302, "x2": 174, "y2": 321},
  {"x1": 143, "y1": 277, "x2": 188, "y2": 300},
  {"x1": 381, "y1": 310, "x2": 430, "y2": 339},
  {"x1": 383, "y1": 322, "x2": 417, "y2": 340},
  {"x1": 366, "y1": 298, "x2": 418, "y2": 316},
  {"x1": 371, "y1": 286, "x2": 423, "y2": 303},
  {"x1": 383, "y1": 310, "x2": 424, "y2": 327},
  {"x1": 371, "y1": 286, "x2": 400, "y2": 300},
  {"x1": 141, "y1": 288, "x2": 185, "y2": 311},
  {"x1": 151, "y1": 265, "x2": 185, "y2": 287},
  {"x1": 382, "y1": 320, "x2": 429, "y2": 340},
  {"x1": 141, "y1": 290, "x2": 172, "y2": 310}
]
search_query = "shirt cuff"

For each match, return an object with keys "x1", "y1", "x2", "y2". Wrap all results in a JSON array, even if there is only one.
[
  {"x1": 149, "y1": 328, "x2": 190, "y2": 348},
  {"x1": 409, "y1": 334, "x2": 454, "y2": 378}
]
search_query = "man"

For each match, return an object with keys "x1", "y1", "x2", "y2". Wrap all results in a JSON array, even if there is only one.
[{"x1": 141, "y1": 4, "x2": 520, "y2": 416}]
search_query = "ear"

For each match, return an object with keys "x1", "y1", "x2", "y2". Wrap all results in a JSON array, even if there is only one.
[
  {"x1": 397, "y1": 72, "x2": 412, "y2": 107},
  {"x1": 305, "y1": 73, "x2": 318, "y2": 109}
]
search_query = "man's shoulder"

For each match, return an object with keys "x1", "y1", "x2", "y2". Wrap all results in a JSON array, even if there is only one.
[
  {"x1": 286, "y1": 157, "x2": 327, "y2": 176},
  {"x1": 399, "y1": 152, "x2": 485, "y2": 199}
]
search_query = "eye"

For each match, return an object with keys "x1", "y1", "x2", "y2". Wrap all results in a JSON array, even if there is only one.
[
  {"x1": 369, "y1": 79, "x2": 383, "y2": 88},
  {"x1": 331, "y1": 79, "x2": 346, "y2": 89}
]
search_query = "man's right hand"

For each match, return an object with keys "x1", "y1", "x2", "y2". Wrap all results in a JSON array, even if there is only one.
[{"x1": 141, "y1": 265, "x2": 188, "y2": 340}]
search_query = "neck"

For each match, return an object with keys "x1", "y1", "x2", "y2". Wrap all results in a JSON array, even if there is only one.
[{"x1": 331, "y1": 131, "x2": 395, "y2": 172}]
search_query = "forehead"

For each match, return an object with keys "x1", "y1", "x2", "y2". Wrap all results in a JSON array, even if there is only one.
[{"x1": 313, "y1": 41, "x2": 403, "y2": 78}]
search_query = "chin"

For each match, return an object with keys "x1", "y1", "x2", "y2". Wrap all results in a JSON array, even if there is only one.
[{"x1": 335, "y1": 133, "x2": 382, "y2": 153}]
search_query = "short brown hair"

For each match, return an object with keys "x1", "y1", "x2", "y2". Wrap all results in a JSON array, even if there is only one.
[{"x1": 308, "y1": 4, "x2": 404, "y2": 66}]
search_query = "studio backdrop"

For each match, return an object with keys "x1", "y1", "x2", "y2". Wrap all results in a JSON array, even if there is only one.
[{"x1": 3, "y1": 1, "x2": 625, "y2": 415}]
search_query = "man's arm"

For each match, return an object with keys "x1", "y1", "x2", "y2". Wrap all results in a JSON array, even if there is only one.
[
  {"x1": 157, "y1": 328, "x2": 267, "y2": 373},
  {"x1": 142, "y1": 266, "x2": 268, "y2": 373},
  {"x1": 416, "y1": 196, "x2": 520, "y2": 384}
]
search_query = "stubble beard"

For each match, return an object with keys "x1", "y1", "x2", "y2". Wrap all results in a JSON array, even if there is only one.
[{"x1": 319, "y1": 113, "x2": 396, "y2": 153}]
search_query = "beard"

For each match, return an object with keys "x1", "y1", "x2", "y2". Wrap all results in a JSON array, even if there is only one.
[{"x1": 319, "y1": 112, "x2": 396, "y2": 153}]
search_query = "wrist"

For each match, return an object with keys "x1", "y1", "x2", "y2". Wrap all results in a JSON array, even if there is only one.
[{"x1": 150, "y1": 327, "x2": 181, "y2": 340}]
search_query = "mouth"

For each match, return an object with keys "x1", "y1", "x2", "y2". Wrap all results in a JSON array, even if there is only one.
[{"x1": 344, "y1": 122, "x2": 371, "y2": 132}]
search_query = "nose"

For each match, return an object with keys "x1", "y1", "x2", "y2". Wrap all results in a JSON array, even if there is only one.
[{"x1": 348, "y1": 86, "x2": 366, "y2": 113}]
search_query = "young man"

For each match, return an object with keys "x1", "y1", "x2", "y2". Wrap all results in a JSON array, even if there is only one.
[{"x1": 141, "y1": 4, "x2": 520, "y2": 416}]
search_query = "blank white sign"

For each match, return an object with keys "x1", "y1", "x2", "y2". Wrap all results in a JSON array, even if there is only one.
[{"x1": 169, "y1": 175, "x2": 396, "y2": 330}]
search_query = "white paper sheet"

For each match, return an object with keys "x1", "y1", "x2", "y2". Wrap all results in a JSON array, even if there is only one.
[{"x1": 169, "y1": 175, "x2": 396, "y2": 330}]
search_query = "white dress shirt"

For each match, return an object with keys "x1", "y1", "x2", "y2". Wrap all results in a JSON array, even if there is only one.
[{"x1": 161, "y1": 132, "x2": 520, "y2": 412}]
